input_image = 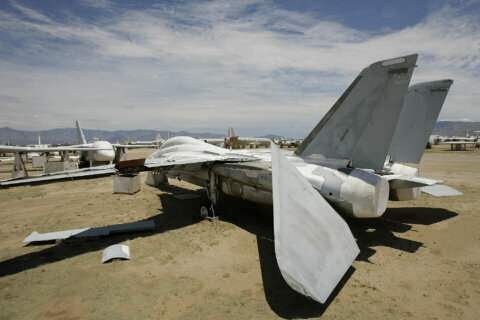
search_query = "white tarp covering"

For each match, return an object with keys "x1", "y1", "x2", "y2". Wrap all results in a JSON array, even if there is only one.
[
  {"x1": 271, "y1": 144, "x2": 359, "y2": 303},
  {"x1": 102, "y1": 244, "x2": 131, "y2": 263}
]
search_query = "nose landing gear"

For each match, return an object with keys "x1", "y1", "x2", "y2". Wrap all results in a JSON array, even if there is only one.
[
  {"x1": 200, "y1": 203, "x2": 216, "y2": 220},
  {"x1": 201, "y1": 169, "x2": 219, "y2": 231}
]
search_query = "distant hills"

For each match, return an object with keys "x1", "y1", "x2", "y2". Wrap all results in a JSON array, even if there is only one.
[
  {"x1": 1, "y1": 121, "x2": 478, "y2": 145},
  {"x1": 432, "y1": 121, "x2": 480, "y2": 137},
  {"x1": 0, "y1": 127, "x2": 224, "y2": 145}
]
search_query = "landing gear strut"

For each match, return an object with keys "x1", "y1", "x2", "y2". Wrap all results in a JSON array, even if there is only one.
[{"x1": 201, "y1": 169, "x2": 218, "y2": 222}]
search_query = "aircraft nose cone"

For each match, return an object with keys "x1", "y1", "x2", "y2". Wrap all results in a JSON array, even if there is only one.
[{"x1": 95, "y1": 149, "x2": 115, "y2": 162}]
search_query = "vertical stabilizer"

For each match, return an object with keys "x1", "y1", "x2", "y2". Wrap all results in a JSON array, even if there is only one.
[
  {"x1": 228, "y1": 127, "x2": 236, "y2": 138},
  {"x1": 295, "y1": 54, "x2": 418, "y2": 170},
  {"x1": 76, "y1": 121, "x2": 87, "y2": 144},
  {"x1": 388, "y1": 79, "x2": 453, "y2": 163}
]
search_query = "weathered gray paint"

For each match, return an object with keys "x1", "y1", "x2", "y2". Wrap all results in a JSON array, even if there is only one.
[
  {"x1": 271, "y1": 144, "x2": 359, "y2": 303},
  {"x1": 295, "y1": 54, "x2": 417, "y2": 170}
]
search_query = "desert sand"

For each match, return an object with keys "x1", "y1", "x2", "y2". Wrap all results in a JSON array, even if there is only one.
[{"x1": 0, "y1": 145, "x2": 479, "y2": 319}]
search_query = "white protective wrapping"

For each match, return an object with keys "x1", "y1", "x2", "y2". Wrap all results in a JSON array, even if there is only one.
[{"x1": 271, "y1": 144, "x2": 359, "y2": 303}]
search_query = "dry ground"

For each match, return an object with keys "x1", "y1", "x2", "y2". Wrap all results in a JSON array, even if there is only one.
[{"x1": 0, "y1": 145, "x2": 479, "y2": 319}]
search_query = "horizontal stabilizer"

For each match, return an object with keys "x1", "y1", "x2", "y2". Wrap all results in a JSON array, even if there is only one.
[
  {"x1": 295, "y1": 54, "x2": 417, "y2": 170},
  {"x1": 384, "y1": 174, "x2": 441, "y2": 189},
  {"x1": 421, "y1": 185, "x2": 463, "y2": 196},
  {"x1": 271, "y1": 144, "x2": 359, "y2": 303},
  {"x1": 389, "y1": 79, "x2": 453, "y2": 163}
]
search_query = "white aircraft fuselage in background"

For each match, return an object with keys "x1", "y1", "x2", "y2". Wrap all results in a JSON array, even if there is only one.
[{"x1": 80, "y1": 140, "x2": 115, "y2": 163}]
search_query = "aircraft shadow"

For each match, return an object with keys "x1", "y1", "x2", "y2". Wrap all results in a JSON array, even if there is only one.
[
  {"x1": 0, "y1": 188, "x2": 205, "y2": 278},
  {"x1": 217, "y1": 197, "x2": 345, "y2": 318},
  {"x1": 0, "y1": 183, "x2": 459, "y2": 318},
  {"x1": 383, "y1": 207, "x2": 458, "y2": 225},
  {"x1": 216, "y1": 198, "x2": 459, "y2": 318},
  {"x1": 348, "y1": 207, "x2": 458, "y2": 262}
]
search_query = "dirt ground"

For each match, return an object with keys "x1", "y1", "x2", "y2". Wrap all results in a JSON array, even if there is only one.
[{"x1": 0, "y1": 145, "x2": 479, "y2": 320}]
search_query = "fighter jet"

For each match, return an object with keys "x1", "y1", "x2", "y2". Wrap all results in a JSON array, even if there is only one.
[{"x1": 118, "y1": 54, "x2": 432, "y2": 303}]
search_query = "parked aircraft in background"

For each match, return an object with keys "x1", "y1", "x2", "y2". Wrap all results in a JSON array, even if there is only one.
[
  {"x1": 22, "y1": 136, "x2": 50, "y2": 159},
  {"x1": 203, "y1": 127, "x2": 271, "y2": 149},
  {"x1": 116, "y1": 54, "x2": 463, "y2": 303},
  {"x1": 70, "y1": 121, "x2": 160, "y2": 165},
  {"x1": 441, "y1": 129, "x2": 478, "y2": 150},
  {"x1": 27, "y1": 136, "x2": 50, "y2": 149},
  {"x1": 276, "y1": 136, "x2": 303, "y2": 148},
  {"x1": 124, "y1": 133, "x2": 164, "y2": 147},
  {"x1": 0, "y1": 121, "x2": 157, "y2": 185},
  {"x1": 0, "y1": 144, "x2": 105, "y2": 178}
]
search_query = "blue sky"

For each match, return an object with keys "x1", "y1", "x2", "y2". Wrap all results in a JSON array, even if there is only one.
[{"x1": 0, "y1": 0, "x2": 478, "y2": 137}]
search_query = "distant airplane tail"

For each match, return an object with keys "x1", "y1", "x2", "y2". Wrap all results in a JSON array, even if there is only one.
[
  {"x1": 388, "y1": 79, "x2": 453, "y2": 163},
  {"x1": 228, "y1": 127, "x2": 236, "y2": 138},
  {"x1": 295, "y1": 54, "x2": 418, "y2": 170},
  {"x1": 76, "y1": 121, "x2": 87, "y2": 144}
]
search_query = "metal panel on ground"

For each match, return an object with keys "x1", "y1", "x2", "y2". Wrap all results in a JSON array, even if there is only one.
[
  {"x1": 102, "y1": 244, "x2": 131, "y2": 263},
  {"x1": 23, "y1": 220, "x2": 156, "y2": 243}
]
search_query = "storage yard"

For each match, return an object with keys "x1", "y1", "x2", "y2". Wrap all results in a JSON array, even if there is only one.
[{"x1": 0, "y1": 145, "x2": 479, "y2": 320}]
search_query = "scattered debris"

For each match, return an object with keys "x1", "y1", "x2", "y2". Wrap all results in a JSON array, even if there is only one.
[
  {"x1": 102, "y1": 244, "x2": 131, "y2": 263},
  {"x1": 23, "y1": 220, "x2": 155, "y2": 243}
]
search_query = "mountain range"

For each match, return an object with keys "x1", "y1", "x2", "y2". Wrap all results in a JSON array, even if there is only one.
[
  {"x1": 0, "y1": 121, "x2": 478, "y2": 145},
  {"x1": 432, "y1": 121, "x2": 480, "y2": 137},
  {"x1": 0, "y1": 127, "x2": 225, "y2": 145}
]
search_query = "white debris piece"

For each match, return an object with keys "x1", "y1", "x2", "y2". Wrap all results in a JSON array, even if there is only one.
[{"x1": 102, "y1": 244, "x2": 131, "y2": 263}]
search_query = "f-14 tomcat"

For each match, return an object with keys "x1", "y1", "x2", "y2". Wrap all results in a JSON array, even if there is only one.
[{"x1": 119, "y1": 54, "x2": 459, "y2": 303}]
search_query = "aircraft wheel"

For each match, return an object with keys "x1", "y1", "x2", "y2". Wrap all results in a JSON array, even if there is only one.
[{"x1": 200, "y1": 206, "x2": 209, "y2": 219}]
